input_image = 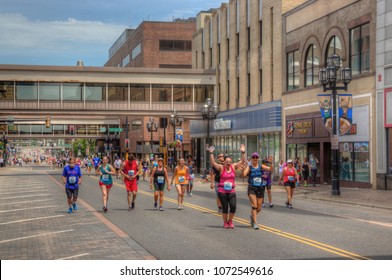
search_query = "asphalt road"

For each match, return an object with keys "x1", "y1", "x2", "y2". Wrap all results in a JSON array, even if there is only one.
[{"x1": 44, "y1": 169, "x2": 392, "y2": 260}]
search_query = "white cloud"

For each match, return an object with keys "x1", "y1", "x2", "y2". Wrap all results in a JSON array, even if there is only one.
[{"x1": 0, "y1": 13, "x2": 127, "y2": 65}]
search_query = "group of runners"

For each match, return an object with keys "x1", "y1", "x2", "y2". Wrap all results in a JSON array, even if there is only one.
[{"x1": 61, "y1": 147, "x2": 304, "y2": 230}]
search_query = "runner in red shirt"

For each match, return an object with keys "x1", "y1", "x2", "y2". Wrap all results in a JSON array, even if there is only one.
[{"x1": 120, "y1": 154, "x2": 141, "y2": 210}]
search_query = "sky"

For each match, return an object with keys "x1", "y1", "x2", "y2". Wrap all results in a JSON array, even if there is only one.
[{"x1": 0, "y1": 0, "x2": 225, "y2": 66}]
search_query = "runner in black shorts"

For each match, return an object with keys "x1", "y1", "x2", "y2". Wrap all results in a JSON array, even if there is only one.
[{"x1": 150, "y1": 158, "x2": 170, "y2": 211}]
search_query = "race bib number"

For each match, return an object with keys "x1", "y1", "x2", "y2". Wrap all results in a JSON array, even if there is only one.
[
  {"x1": 157, "y1": 176, "x2": 164, "y2": 184},
  {"x1": 288, "y1": 176, "x2": 295, "y2": 182},
  {"x1": 128, "y1": 170, "x2": 135, "y2": 176},
  {"x1": 178, "y1": 176, "x2": 185, "y2": 183},
  {"x1": 102, "y1": 174, "x2": 110, "y2": 181},
  {"x1": 223, "y1": 182, "x2": 233, "y2": 191},
  {"x1": 253, "y1": 177, "x2": 262, "y2": 187},
  {"x1": 69, "y1": 176, "x2": 77, "y2": 184}
]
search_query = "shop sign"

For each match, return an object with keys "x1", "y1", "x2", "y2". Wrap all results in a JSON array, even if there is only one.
[
  {"x1": 287, "y1": 119, "x2": 313, "y2": 138},
  {"x1": 214, "y1": 118, "x2": 232, "y2": 130}
]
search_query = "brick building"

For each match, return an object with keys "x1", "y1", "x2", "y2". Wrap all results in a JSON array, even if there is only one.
[
  {"x1": 282, "y1": 0, "x2": 377, "y2": 188},
  {"x1": 104, "y1": 20, "x2": 197, "y2": 162}
]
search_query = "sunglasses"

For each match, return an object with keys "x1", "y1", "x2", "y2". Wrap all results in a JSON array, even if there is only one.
[
  {"x1": 252, "y1": 156, "x2": 259, "y2": 159},
  {"x1": 218, "y1": 155, "x2": 224, "y2": 158}
]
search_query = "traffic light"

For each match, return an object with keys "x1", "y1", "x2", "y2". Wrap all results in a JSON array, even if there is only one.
[
  {"x1": 125, "y1": 139, "x2": 129, "y2": 149},
  {"x1": 45, "y1": 116, "x2": 51, "y2": 128}
]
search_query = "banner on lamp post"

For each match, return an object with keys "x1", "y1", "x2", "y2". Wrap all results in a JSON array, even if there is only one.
[
  {"x1": 338, "y1": 94, "x2": 353, "y2": 136},
  {"x1": 175, "y1": 128, "x2": 183, "y2": 142},
  {"x1": 318, "y1": 94, "x2": 332, "y2": 134}
]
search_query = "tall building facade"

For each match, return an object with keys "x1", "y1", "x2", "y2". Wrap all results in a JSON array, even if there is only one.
[
  {"x1": 191, "y1": 0, "x2": 305, "y2": 172},
  {"x1": 376, "y1": 0, "x2": 392, "y2": 190},
  {"x1": 282, "y1": 0, "x2": 377, "y2": 188},
  {"x1": 105, "y1": 20, "x2": 197, "y2": 160}
]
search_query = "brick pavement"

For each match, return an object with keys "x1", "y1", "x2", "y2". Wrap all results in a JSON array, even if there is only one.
[{"x1": 0, "y1": 167, "x2": 155, "y2": 260}]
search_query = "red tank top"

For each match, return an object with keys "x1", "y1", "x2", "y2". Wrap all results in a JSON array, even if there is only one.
[
  {"x1": 123, "y1": 160, "x2": 138, "y2": 181},
  {"x1": 284, "y1": 167, "x2": 296, "y2": 183}
]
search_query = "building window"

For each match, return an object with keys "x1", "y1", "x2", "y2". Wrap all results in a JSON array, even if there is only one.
[
  {"x1": 108, "y1": 84, "x2": 128, "y2": 101},
  {"x1": 339, "y1": 142, "x2": 369, "y2": 182},
  {"x1": 305, "y1": 45, "x2": 320, "y2": 87},
  {"x1": 85, "y1": 83, "x2": 105, "y2": 101},
  {"x1": 39, "y1": 82, "x2": 61, "y2": 101},
  {"x1": 152, "y1": 84, "x2": 171, "y2": 102},
  {"x1": 63, "y1": 83, "x2": 82, "y2": 101},
  {"x1": 131, "y1": 43, "x2": 141, "y2": 60},
  {"x1": 159, "y1": 40, "x2": 192, "y2": 51},
  {"x1": 130, "y1": 84, "x2": 149, "y2": 102},
  {"x1": 173, "y1": 85, "x2": 192, "y2": 102},
  {"x1": 350, "y1": 23, "x2": 370, "y2": 75},
  {"x1": 326, "y1": 36, "x2": 343, "y2": 64},
  {"x1": 287, "y1": 50, "x2": 299, "y2": 91},
  {"x1": 16, "y1": 82, "x2": 38, "y2": 100},
  {"x1": 194, "y1": 85, "x2": 213, "y2": 103},
  {"x1": 0, "y1": 81, "x2": 14, "y2": 100},
  {"x1": 122, "y1": 54, "x2": 130, "y2": 66},
  {"x1": 159, "y1": 64, "x2": 192, "y2": 69}
]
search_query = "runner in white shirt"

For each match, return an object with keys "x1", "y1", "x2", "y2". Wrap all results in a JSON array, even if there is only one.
[{"x1": 114, "y1": 156, "x2": 122, "y2": 179}]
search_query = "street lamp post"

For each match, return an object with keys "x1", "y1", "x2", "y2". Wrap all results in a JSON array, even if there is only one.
[
  {"x1": 170, "y1": 109, "x2": 183, "y2": 164},
  {"x1": 146, "y1": 117, "x2": 159, "y2": 155},
  {"x1": 201, "y1": 98, "x2": 219, "y2": 170},
  {"x1": 319, "y1": 54, "x2": 352, "y2": 196}
]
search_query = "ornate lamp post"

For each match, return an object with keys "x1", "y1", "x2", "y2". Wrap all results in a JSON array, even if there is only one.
[
  {"x1": 201, "y1": 97, "x2": 219, "y2": 170},
  {"x1": 319, "y1": 54, "x2": 352, "y2": 196},
  {"x1": 170, "y1": 109, "x2": 183, "y2": 164},
  {"x1": 146, "y1": 117, "x2": 159, "y2": 155}
]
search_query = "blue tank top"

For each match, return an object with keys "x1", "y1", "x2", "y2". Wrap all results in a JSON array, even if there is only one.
[
  {"x1": 100, "y1": 164, "x2": 113, "y2": 185},
  {"x1": 248, "y1": 164, "x2": 266, "y2": 187}
]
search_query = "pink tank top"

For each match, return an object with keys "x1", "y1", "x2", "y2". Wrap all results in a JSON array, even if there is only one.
[{"x1": 218, "y1": 165, "x2": 236, "y2": 193}]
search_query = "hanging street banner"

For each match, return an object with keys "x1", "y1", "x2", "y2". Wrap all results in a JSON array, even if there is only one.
[
  {"x1": 338, "y1": 93, "x2": 353, "y2": 135},
  {"x1": 175, "y1": 128, "x2": 183, "y2": 142},
  {"x1": 318, "y1": 94, "x2": 332, "y2": 134}
]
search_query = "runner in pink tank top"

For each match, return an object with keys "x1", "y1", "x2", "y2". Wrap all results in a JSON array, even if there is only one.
[
  {"x1": 208, "y1": 144, "x2": 247, "y2": 229},
  {"x1": 279, "y1": 159, "x2": 299, "y2": 209}
]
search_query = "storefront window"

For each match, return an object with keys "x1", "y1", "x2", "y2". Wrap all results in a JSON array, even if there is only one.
[{"x1": 339, "y1": 142, "x2": 369, "y2": 182}]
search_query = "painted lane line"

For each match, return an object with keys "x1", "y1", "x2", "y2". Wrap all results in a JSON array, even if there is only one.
[
  {"x1": 0, "y1": 190, "x2": 48, "y2": 195},
  {"x1": 0, "y1": 199, "x2": 54, "y2": 206},
  {"x1": 0, "y1": 205, "x2": 57, "y2": 213},
  {"x1": 0, "y1": 229, "x2": 74, "y2": 244},
  {"x1": 0, "y1": 194, "x2": 51, "y2": 200},
  {"x1": 57, "y1": 253, "x2": 90, "y2": 260},
  {"x1": 0, "y1": 215, "x2": 65, "y2": 225}
]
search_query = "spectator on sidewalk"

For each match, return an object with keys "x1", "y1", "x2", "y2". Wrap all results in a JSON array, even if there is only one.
[{"x1": 309, "y1": 154, "x2": 319, "y2": 186}]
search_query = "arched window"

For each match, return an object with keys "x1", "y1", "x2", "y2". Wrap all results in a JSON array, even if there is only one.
[
  {"x1": 305, "y1": 44, "x2": 320, "y2": 86},
  {"x1": 325, "y1": 36, "x2": 343, "y2": 65}
]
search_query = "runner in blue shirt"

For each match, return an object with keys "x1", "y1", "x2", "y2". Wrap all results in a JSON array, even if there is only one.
[
  {"x1": 62, "y1": 157, "x2": 82, "y2": 213},
  {"x1": 92, "y1": 155, "x2": 101, "y2": 172}
]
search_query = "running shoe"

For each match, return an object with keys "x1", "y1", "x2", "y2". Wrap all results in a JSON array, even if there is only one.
[
  {"x1": 131, "y1": 202, "x2": 135, "y2": 209},
  {"x1": 269, "y1": 203, "x2": 274, "y2": 208},
  {"x1": 228, "y1": 220, "x2": 235, "y2": 229},
  {"x1": 128, "y1": 206, "x2": 132, "y2": 211},
  {"x1": 285, "y1": 201, "x2": 289, "y2": 207},
  {"x1": 250, "y1": 215, "x2": 255, "y2": 227},
  {"x1": 180, "y1": 205, "x2": 184, "y2": 210},
  {"x1": 189, "y1": 193, "x2": 193, "y2": 197},
  {"x1": 178, "y1": 205, "x2": 181, "y2": 210},
  {"x1": 159, "y1": 206, "x2": 164, "y2": 211},
  {"x1": 72, "y1": 203, "x2": 78, "y2": 211},
  {"x1": 262, "y1": 203, "x2": 265, "y2": 208},
  {"x1": 253, "y1": 223, "x2": 259, "y2": 230},
  {"x1": 288, "y1": 204, "x2": 293, "y2": 209},
  {"x1": 223, "y1": 222, "x2": 229, "y2": 229},
  {"x1": 67, "y1": 207, "x2": 73, "y2": 213},
  {"x1": 103, "y1": 206, "x2": 108, "y2": 213},
  {"x1": 154, "y1": 202, "x2": 158, "y2": 210}
]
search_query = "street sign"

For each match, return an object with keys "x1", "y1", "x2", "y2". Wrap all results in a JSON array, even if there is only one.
[{"x1": 109, "y1": 128, "x2": 123, "y2": 132}]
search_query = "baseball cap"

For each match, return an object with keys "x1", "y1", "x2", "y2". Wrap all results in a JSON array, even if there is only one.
[
  {"x1": 251, "y1": 152, "x2": 259, "y2": 158},
  {"x1": 287, "y1": 159, "x2": 293, "y2": 163}
]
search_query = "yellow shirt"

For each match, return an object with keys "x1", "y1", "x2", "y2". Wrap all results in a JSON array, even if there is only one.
[{"x1": 175, "y1": 166, "x2": 188, "y2": 185}]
